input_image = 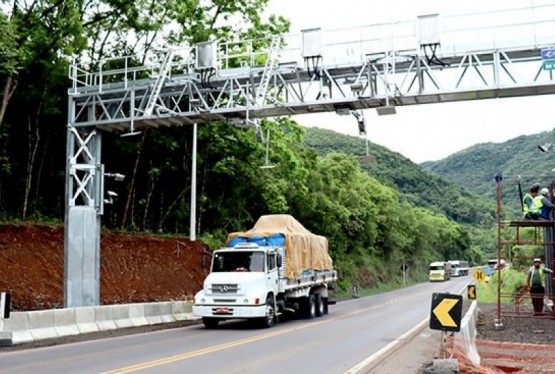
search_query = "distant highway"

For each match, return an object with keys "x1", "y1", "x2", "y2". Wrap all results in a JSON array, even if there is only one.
[{"x1": 0, "y1": 277, "x2": 471, "y2": 374}]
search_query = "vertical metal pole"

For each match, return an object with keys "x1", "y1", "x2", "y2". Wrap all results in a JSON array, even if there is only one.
[
  {"x1": 440, "y1": 331, "x2": 447, "y2": 359},
  {"x1": 64, "y1": 95, "x2": 76, "y2": 307},
  {"x1": 190, "y1": 123, "x2": 197, "y2": 241},
  {"x1": 493, "y1": 50, "x2": 500, "y2": 87},
  {"x1": 495, "y1": 173, "x2": 503, "y2": 328},
  {"x1": 403, "y1": 262, "x2": 407, "y2": 287}
]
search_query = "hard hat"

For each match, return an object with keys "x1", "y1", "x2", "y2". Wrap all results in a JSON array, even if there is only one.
[
  {"x1": 541, "y1": 188, "x2": 549, "y2": 195},
  {"x1": 533, "y1": 258, "x2": 541, "y2": 263}
]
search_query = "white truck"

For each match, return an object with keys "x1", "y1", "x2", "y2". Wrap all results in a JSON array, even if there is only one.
[
  {"x1": 193, "y1": 215, "x2": 337, "y2": 328},
  {"x1": 449, "y1": 260, "x2": 469, "y2": 276}
]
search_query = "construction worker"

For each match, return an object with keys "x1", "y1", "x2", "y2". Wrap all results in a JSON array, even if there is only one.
[
  {"x1": 526, "y1": 258, "x2": 554, "y2": 315},
  {"x1": 539, "y1": 188, "x2": 555, "y2": 220},
  {"x1": 523, "y1": 183, "x2": 541, "y2": 220}
]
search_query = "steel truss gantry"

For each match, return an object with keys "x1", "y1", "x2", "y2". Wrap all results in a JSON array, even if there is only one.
[
  {"x1": 68, "y1": 4, "x2": 555, "y2": 133},
  {"x1": 64, "y1": 4, "x2": 555, "y2": 306}
]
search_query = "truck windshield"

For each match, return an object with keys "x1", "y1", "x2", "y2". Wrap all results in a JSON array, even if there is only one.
[
  {"x1": 212, "y1": 251, "x2": 265, "y2": 272},
  {"x1": 430, "y1": 265, "x2": 444, "y2": 271}
]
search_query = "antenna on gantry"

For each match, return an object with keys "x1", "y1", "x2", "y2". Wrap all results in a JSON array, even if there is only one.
[
  {"x1": 121, "y1": 88, "x2": 142, "y2": 137},
  {"x1": 120, "y1": 115, "x2": 142, "y2": 137},
  {"x1": 351, "y1": 110, "x2": 376, "y2": 163}
]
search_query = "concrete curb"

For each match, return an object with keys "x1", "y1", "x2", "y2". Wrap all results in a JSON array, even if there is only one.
[{"x1": 0, "y1": 301, "x2": 196, "y2": 346}]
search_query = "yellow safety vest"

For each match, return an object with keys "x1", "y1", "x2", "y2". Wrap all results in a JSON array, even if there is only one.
[{"x1": 529, "y1": 266, "x2": 546, "y2": 287}]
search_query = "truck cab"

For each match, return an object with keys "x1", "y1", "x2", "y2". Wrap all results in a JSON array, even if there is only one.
[
  {"x1": 193, "y1": 244, "x2": 283, "y2": 328},
  {"x1": 429, "y1": 261, "x2": 451, "y2": 281}
]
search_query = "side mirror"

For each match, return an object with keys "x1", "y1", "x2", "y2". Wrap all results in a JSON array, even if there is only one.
[
  {"x1": 276, "y1": 254, "x2": 283, "y2": 268},
  {"x1": 201, "y1": 250, "x2": 212, "y2": 269}
]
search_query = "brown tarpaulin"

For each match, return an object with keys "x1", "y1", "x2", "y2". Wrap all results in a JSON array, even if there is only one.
[{"x1": 226, "y1": 215, "x2": 333, "y2": 279}]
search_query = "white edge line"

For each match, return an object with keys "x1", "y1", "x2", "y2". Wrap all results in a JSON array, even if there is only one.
[
  {"x1": 343, "y1": 280, "x2": 472, "y2": 374},
  {"x1": 343, "y1": 317, "x2": 429, "y2": 374}
]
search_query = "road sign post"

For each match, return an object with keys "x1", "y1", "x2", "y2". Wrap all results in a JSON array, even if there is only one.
[
  {"x1": 430, "y1": 293, "x2": 463, "y2": 363},
  {"x1": 400, "y1": 263, "x2": 408, "y2": 287}
]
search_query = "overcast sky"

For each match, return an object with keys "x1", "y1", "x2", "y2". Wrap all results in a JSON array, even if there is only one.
[{"x1": 264, "y1": 0, "x2": 555, "y2": 163}]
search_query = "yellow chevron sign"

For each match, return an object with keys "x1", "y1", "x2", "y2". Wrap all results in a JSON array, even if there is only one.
[
  {"x1": 429, "y1": 293, "x2": 463, "y2": 332},
  {"x1": 467, "y1": 285, "x2": 476, "y2": 300}
]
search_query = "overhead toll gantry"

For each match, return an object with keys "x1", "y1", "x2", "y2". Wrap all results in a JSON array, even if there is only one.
[{"x1": 64, "y1": 4, "x2": 555, "y2": 307}]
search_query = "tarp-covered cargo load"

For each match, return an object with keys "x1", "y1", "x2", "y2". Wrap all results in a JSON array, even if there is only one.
[{"x1": 226, "y1": 215, "x2": 333, "y2": 279}]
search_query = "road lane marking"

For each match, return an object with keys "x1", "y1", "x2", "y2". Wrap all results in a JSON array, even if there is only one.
[{"x1": 102, "y1": 290, "x2": 430, "y2": 373}]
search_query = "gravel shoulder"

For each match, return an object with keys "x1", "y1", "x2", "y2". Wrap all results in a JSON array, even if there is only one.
[{"x1": 476, "y1": 303, "x2": 554, "y2": 345}]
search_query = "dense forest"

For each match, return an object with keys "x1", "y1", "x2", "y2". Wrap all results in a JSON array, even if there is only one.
[{"x1": 0, "y1": 0, "x2": 488, "y2": 291}]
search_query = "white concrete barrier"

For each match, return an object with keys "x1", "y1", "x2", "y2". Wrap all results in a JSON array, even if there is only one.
[
  {"x1": 53, "y1": 308, "x2": 79, "y2": 337},
  {"x1": 0, "y1": 301, "x2": 196, "y2": 346},
  {"x1": 28, "y1": 310, "x2": 58, "y2": 341},
  {"x1": 112, "y1": 305, "x2": 134, "y2": 329},
  {"x1": 144, "y1": 302, "x2": 177, "y2": 324},
  {"x1": 173, "y1": 301, "x2": 193, "y2": 321},
  {"x1": 94, "y1": 306, "x2": 117, "y2": 331},
  {"x1": 158, "y1": 302, "x2": 176, "y2": 323},
  {"x1": 4, "y1": 312, "x2": 32, "y2": 344},
  {"x1": 454, "y1": 300, "x2": 480, "y2": 367},
  {"x1": 75, "y1": 306, "x2": 98, "y2": 334},
  {"x1": 129, "y1": 304, "x2": 148, "y2": 327}
]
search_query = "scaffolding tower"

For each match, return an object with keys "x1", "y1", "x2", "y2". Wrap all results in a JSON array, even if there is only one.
[{"x1": 494, "y1": 174, "x2": 555, "y2": 325}]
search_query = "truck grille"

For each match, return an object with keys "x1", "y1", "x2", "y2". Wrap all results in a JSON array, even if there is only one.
[{"x1": 210, "y1": 284, "x2": 239, "y2": 294}]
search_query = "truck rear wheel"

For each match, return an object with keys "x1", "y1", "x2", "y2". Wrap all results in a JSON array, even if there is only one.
[
  {"x1": 202, "y1": 317, "x2": 219, "y2": 329},
  {"x1": 323, "y1": 297, "x2": 329, "y2": 315},
  {"x1": 315, "y1": 294, "x2": 324, "y2": 317},
  {"x1": 305, "y1": 294, "x2": 316, "y2": 319}
]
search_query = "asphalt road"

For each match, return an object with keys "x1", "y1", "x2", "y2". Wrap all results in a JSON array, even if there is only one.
[{"x1": 0, "y1": 277, "x2": 470, "y2": 374}]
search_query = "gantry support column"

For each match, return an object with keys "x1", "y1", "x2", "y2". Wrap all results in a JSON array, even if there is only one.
[{"x1": 63, "y1": 124, "x2": 102, "y2": 308}]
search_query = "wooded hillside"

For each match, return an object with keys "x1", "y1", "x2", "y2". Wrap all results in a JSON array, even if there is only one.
[
  {"x1": 422, "y1": 130, "x2": 555, "y2": 220},
  {"x1": 0, "y1": 1, "x2": 488, "y2": 293}
]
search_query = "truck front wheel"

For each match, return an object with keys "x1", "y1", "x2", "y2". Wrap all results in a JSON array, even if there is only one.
[
  {"x1": 202, "y1": 317, "x2": 219, "y2": 329},
  {"x1": 260, "y1": 298, "x2": 276, "y2": 328}
]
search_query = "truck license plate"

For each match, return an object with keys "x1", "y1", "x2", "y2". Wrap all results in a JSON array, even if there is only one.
[{"x1": 215, "y1": 307, "x2": 229, "y2": 314}]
